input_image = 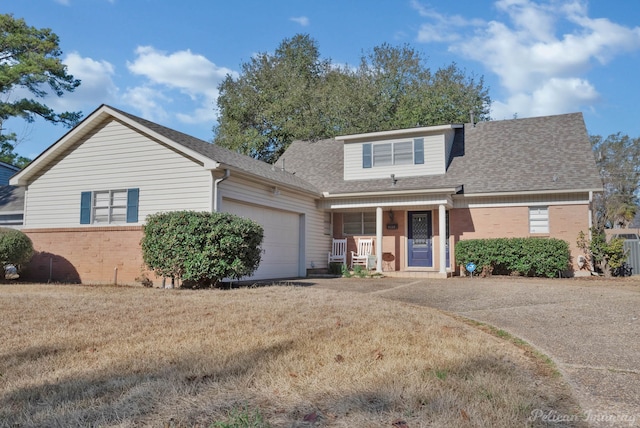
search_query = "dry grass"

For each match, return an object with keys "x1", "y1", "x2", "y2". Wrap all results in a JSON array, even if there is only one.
[{"x1": 0, "y1": 283, "x2": 583, "y2": 427}]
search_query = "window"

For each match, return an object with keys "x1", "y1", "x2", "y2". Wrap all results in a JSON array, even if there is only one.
[
  {"x1": 0, "y1": 213, "x2": 23, "y2": 226},
  {"x1": 529, "y1": 207, "x2": 549, "y2": 234},
  {"x1": 373, "y1": 143, "x2": 392, "y2": 166},
  {"x1": 343, "y1": 212, "x2": 376, "y2": 235},
  {"x1": 80, "y1": 188, "x2": 139, "y2": 224},
  {"x1": 363, "y1": 138, "x2": 424, "y2": 168}
]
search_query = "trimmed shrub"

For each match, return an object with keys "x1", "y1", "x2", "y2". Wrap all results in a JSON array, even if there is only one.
[
  {"x1": 141, "y1": 211, "x2": 263, "y2": 286},
  {"x1": 0, "y1": 227, "x2": 34, "y2": 273},
  {"x1": 455, "y1": 237, "x2": 570, "y2": 278},
  {"x1": 577, "y1": 228, "x2": 627, "y2": 277}
]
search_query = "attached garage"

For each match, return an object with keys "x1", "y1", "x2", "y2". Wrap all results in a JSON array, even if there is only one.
[{"x1": 223, "y1": 199, "x2": 301, "y2": 280}]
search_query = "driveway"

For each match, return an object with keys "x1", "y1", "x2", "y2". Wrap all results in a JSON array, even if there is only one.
[{"x1": 306, "y1": 276, "x2": 640, "y2": 427}]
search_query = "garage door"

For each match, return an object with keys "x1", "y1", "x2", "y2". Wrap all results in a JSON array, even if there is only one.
[{"x1": 223, "y1": 199, "x2": 300, "y2": 280}]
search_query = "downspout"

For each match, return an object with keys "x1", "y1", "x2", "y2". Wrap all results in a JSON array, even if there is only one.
[
  {"x1": 213, "y1": 169, "x2": 230, "y2": 212},
  {"x1": 588, "y1": 191, "x2": 593, "y2": 240}
]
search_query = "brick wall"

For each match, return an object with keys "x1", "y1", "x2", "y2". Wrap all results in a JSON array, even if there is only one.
[
  {"x1": 450, "y1": 204, "x2": 591, "y2": 272},
  {"x1": 21, "y1": 227, "x2": 152, "y2": 285}
]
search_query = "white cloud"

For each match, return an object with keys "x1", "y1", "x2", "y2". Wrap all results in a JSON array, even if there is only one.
[
  {"x1": 41, "y1": 52, "x2": 118, "y2": 113},
  {"x1": 126, "y1": 46, "x2": 236, "y2": 124},
  {"x1": 491, "y1": 77, "x2": 599, "y2": 120},
  {"x1": 414, "y1": 0, "x2": 640, "y2": 119},
  {"x1": 121, "y1": 86, "x2": 170, "y2": 123},
  {"x1": 412, "y1": 0, "x2": 483, "y2": 43},
  {"x1": 290, "y1": 16, "x2": 310, "y2": 27}
]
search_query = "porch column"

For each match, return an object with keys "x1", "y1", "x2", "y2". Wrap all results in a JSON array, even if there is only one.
[
  {"x1": 439, "y1": 204, "x2": 447, "y2": 274},
  {"x1": 376, "y1": 206, "x2": 383, "y2": 273}
]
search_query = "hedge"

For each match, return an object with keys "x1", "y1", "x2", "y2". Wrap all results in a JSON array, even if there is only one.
[
  {"x1": 455, "y1": 237, "x2": 570, "y2": 278},
  {"x1": 141, "y1": 211, "x2": 263, "y2": 286},
  {"x1": 0, "y1": 227, "x2": 34, "y2": 272}
]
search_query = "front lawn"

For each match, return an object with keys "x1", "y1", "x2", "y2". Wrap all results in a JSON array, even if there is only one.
[{"x1": 0, "y1": 283, "x2": 583, "y2": 427}]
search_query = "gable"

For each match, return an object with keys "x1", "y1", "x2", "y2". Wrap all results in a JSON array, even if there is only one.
[
  {"x1": 340, "y1": 126, "x2": 460, "y2": 181},
  {"x1": 22, "y1": 118, "x2": 213, "y2": 228}
]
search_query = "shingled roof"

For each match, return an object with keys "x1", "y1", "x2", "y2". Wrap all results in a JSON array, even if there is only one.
[
  {"x1": 278, "y1": 112, "x2": 602, "y2": 195},
  {"x1": 0, "y1": 186, "x2": 25, "y2": 213},
  {"x1": 107, "y1": 106, "x2": 322, "y2": 195}
]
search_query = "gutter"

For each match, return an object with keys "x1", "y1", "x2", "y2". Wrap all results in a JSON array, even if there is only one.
[
  {"x1": 213, "y1": 169, "x2": 230, "y2": 212},
  {"x1": 461, "y1": 188, "x2": 603, "y2": 198},
  {"x1": 322, "y1": 186, "x2": 462, "y2": 199}
]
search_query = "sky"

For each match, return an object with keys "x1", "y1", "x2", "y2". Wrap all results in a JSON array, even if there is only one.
[{"x1": 4, "y1": 0, "x2": 640, "y2": 161}]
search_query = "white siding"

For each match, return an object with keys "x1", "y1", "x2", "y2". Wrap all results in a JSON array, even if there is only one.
[
  {"x1": 219, "y1": 175, "x2": 330, "y2": 272},
  {"x1": 343, "y1": 134, "x2": 446, "y2": 180},
  {"x1": 24, "y1": 119, "x2": 212, "y2": 228}
]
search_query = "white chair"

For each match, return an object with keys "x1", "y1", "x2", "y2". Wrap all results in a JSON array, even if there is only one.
[
  {"x1": 350, "y1": 238, "x2": 373, "y2": 269},
  {"x1": 328, "y1": 238, "x2": 347, "y2": 265}
]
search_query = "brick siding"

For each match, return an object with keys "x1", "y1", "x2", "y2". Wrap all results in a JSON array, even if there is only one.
[{"x1": 21, "y1": 227, "x2": 152, "y2": 285}]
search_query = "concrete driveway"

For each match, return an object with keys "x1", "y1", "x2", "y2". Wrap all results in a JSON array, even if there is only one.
[{"x1": 305, "y1": 276, "x2": 640, "y2": 427}]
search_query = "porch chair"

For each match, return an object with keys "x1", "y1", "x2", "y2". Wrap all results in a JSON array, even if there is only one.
[
  {"x1": 328, "y1": 238, "x2": 348, "y2": 265},
  {"x1": 350, "y1": 238, "x2": 374, "y2": 269}
]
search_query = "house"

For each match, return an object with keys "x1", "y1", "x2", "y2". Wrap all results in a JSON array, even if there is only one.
[
  {"x1": 10, "y1": 105, "x2": 602, "y2": 284},
  {"x1": 277, "y1": 112, "x2": 602, "y2": 277},
  {"x1": 0, "y1": 161, "x2": 24, "y2": 228}
]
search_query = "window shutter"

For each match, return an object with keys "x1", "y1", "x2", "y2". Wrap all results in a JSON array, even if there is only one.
[
  {"x1": 414, "y1": 138, "x2": 424, "y2": 164},
  {"x1": 362, "y1": 143, "x2": 372, "y2": 168},
  {"x1": 80, "y1": 192, "x2": 91, "y2": 224},
  {"x1": 126, "y1": 188, "x2": 139, "y2": 223}
]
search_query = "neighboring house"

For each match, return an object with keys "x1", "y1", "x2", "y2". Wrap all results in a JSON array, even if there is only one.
[
  {"x1": 10, "y1": 105, "x2": 602, "y2": 284},
  {"x1": 277, "y1": 112, "x2": 602, "y2": 277},
  {"x1": 0, "y1": 161, "x2": 24, "y2": 228},
  {"x1": 0, "y1": 161, "x2": 20, "y2": 185}
]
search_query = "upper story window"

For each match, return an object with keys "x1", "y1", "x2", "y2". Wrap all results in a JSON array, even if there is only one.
[
  {"x1": 363, "y1": 138, "x2": 424, "y2": 168},
  {"x1": 80, "y1": 188, "x2": 139, "y2": 224}
]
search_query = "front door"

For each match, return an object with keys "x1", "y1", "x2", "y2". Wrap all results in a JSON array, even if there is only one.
[{"x1": 408, "y1": 211, "x2": 432, "y2": 267}]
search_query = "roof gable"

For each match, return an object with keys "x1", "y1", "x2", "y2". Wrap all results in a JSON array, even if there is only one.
[{"x1": 10, "y1": 105, "x2": 320, "y2": 195}]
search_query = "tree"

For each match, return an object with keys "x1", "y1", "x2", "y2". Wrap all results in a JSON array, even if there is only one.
[
  {"x1": 355, "y1": 44, "x2": 490, "y2": 131},
  {"x1": 577, "y1": 229, "x2": 626, "y2": 277},
  {"x1": 214, "y1": 34, "x2": 333, "y2": 163},
  {"x1": 0, "y1": 14, "x2": 82, "y2": 167},
  {"x1": 590, "y1": 133, "x2": 640, "y2": 229},
  {"x1": 214, "y1": 34, "x2": 491, "y2": 163}
]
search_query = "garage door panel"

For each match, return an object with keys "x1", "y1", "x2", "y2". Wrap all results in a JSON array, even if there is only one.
[{"x1": 224, "y1": 200, "x2": 300, "y2": 280}]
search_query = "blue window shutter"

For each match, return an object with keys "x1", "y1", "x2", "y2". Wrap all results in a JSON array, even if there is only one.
[
  {"x1": 126, "y1": 188, "x2": 139, "y2": 223},
  {"x1": 414, "y1": 138, "x2": 424, "y2": 164},
  {"x1": 80, "y1": 192, "x2": 91, "y2": 224},
  {"x1": 363, "y1": 143, "x2": 372, "y2": 168}
]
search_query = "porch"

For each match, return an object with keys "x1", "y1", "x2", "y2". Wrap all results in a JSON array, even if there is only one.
[{"x1": 329, "y1": 205, "x2": 454, "y2": 277}]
